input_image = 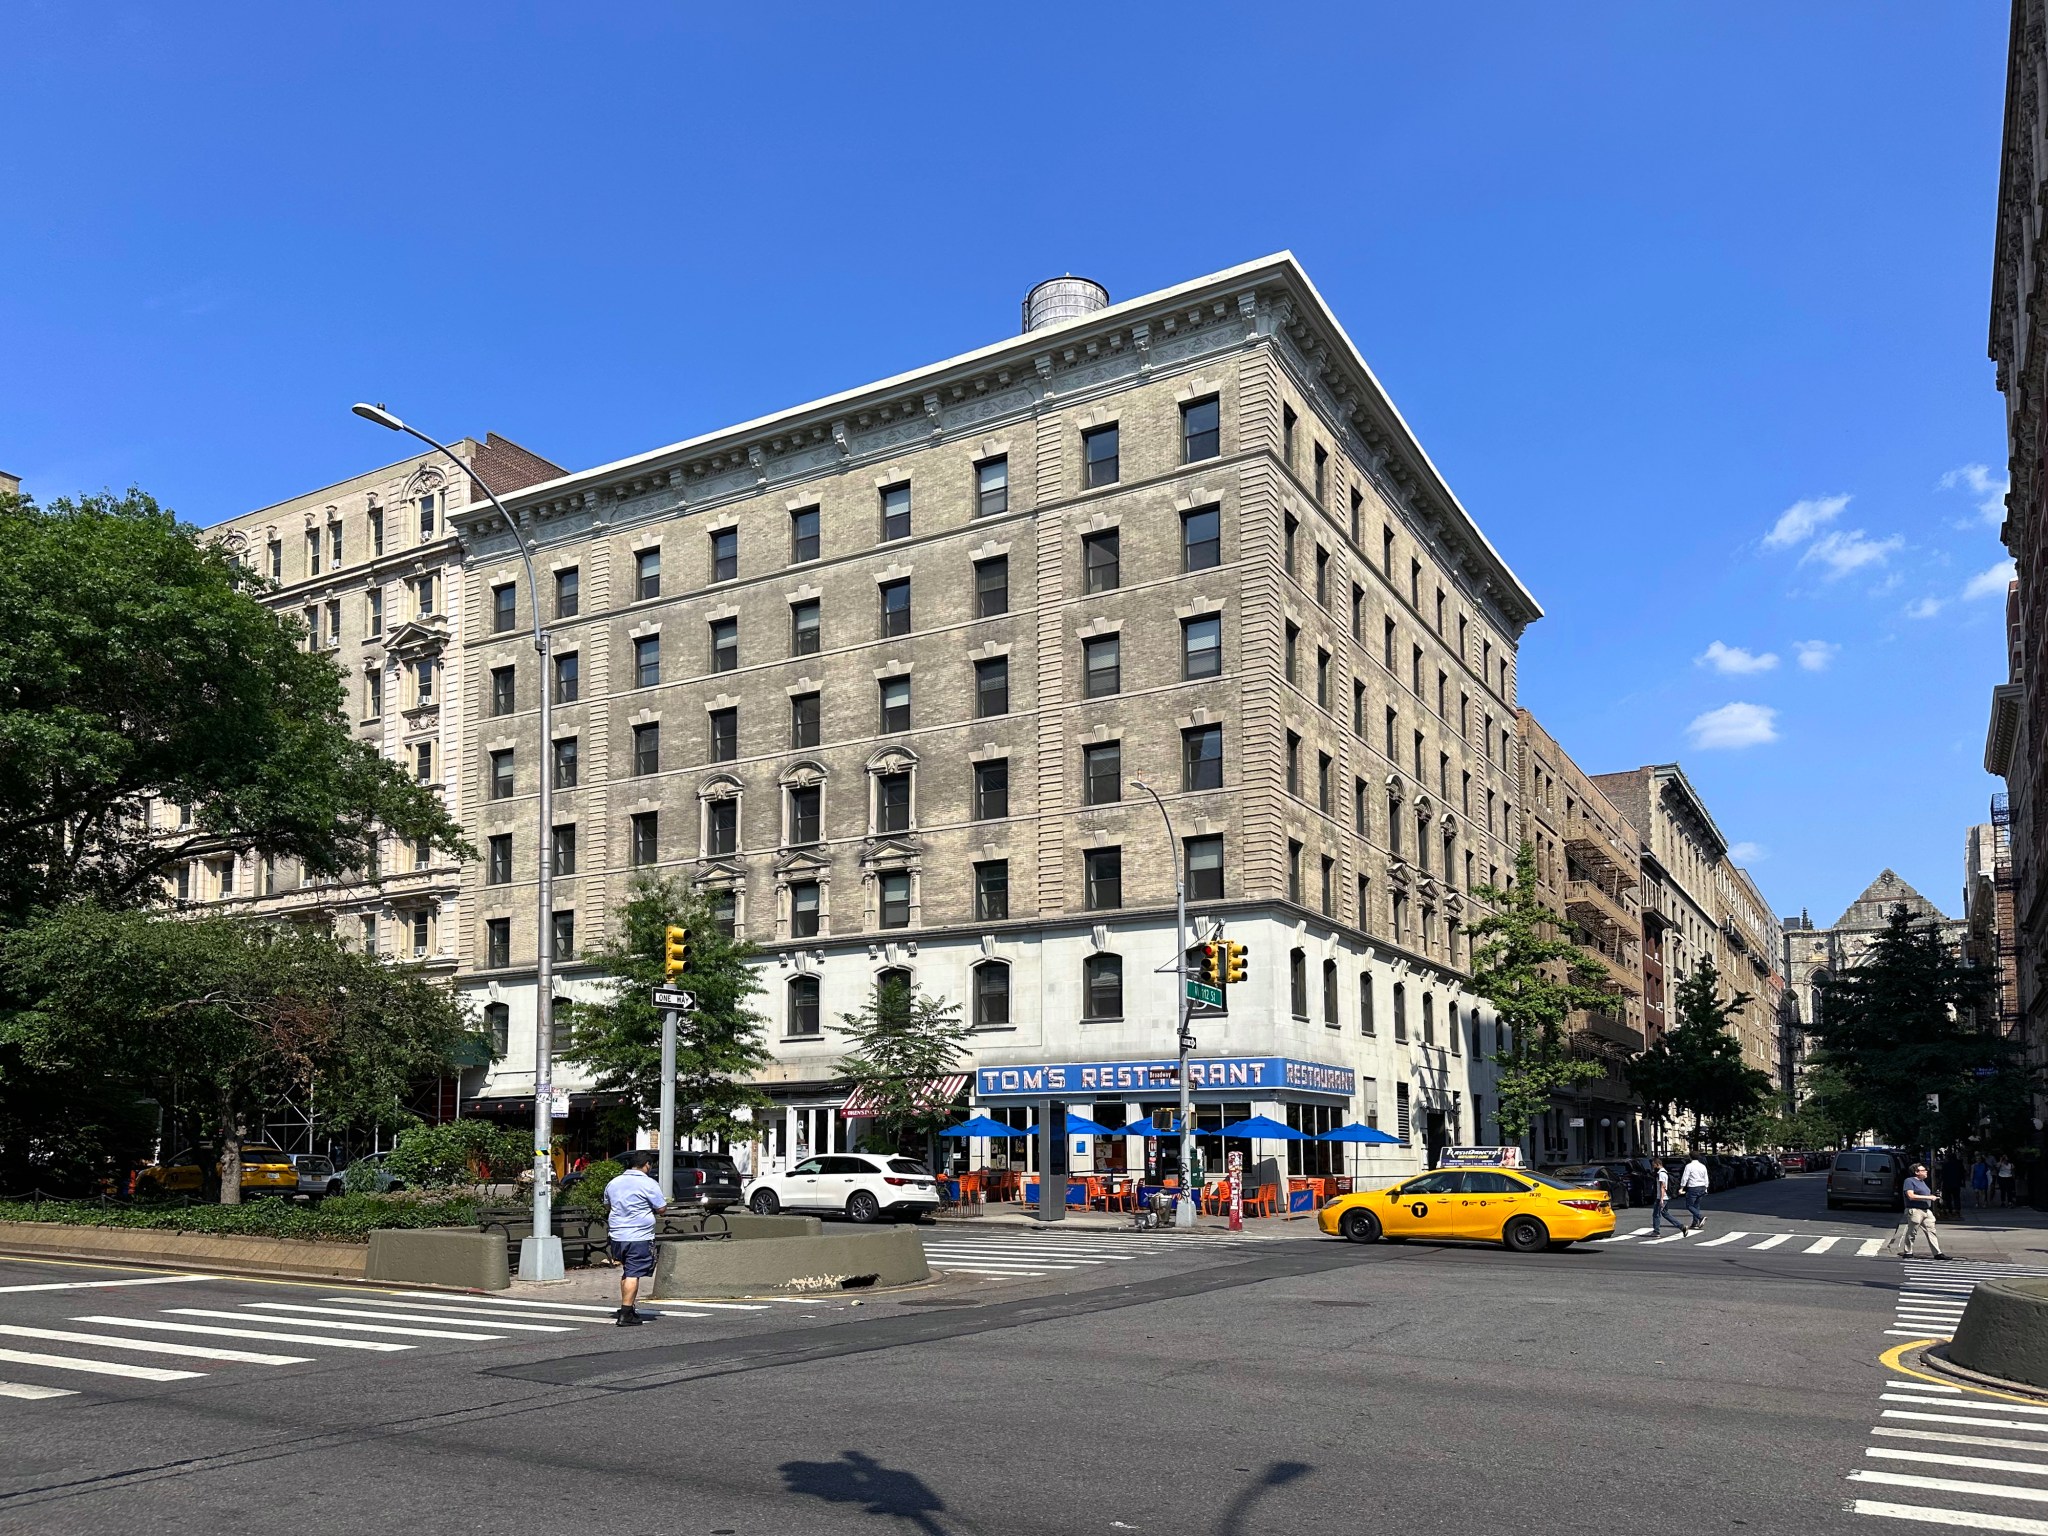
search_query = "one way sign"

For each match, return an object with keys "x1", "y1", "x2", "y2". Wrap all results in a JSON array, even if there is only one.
[{"x1": 653, "y1": 987, "x2": 695, "y2": 1011}]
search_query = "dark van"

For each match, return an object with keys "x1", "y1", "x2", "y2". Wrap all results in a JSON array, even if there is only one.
[{"x1": 1826, "y1": 1148, "x2": 1906, "y2": 1211}]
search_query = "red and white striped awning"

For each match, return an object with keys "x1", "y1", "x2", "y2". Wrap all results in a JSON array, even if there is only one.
[{"x1": 839, "y1": 1074, "x2": 971, "y2": 1119}]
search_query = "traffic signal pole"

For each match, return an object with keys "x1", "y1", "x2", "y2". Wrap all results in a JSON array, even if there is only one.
[
  {"x1": 1130, "y1": 780, "x2": 1197, "y2": 1229},
  {"x1": 659, "y1": 927, "x2": 688, "y2": 1201}
]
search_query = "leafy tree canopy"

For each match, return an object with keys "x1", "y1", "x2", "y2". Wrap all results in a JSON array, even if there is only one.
[
  {"x1": 1626, "y1": 958, "x2": 1774, "y2": 1147},
  {"x1": 837, "y1": 976, "x2": 972, "y2": 1155}
]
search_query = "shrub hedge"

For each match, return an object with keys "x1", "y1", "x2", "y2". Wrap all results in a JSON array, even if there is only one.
[{"x1": 0, "y1": 1192, "x2": 483, "y2": 1242}]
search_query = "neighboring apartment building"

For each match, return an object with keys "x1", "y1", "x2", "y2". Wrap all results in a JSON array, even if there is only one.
[
  {"x1": 186, "y1": 435, "x2": 562, "y2": 1133},
  {"x1": 450, "y1": 255, "x2": 1542, "y2": 1179},
  {"x1": 1990, "y1": 0, "x2": 2048, "y2": 1191},
  {"x1": 0, "y1": 470, "x2": 19, "y2": 498},
  {"x1": 1965, "y1": 813, "x2": 2022, "y2": 1044},
  {"x1": 1517, "y1": 709, "x2": 1645, "y2": 1161},
  {"x1": 1714, "y1": 860, "x2": 1785, "y2": 1085}
]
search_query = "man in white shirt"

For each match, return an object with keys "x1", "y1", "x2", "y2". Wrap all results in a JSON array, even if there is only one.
[
  {"x1": 603, "y1": 1150, "x2": 666, "y2": 1326},
  {"x1": 1649, "y1": 1156, "x2": 1687, "y2": 1238},
  {"x1": 1679, "y1": 1154, "x2": 1711, "y2": 1231}
]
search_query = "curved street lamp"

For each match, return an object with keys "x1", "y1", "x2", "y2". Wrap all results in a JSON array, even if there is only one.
[
  {"x1": 352, "y1": 403, "x2": 563, "y2": 1281},
  {"x1": 1130, "y1": 778, "x2": 1197, "y2": 1228}
]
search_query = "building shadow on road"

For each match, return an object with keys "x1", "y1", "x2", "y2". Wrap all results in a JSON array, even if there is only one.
[
  {"x1": 780, "y1": 1450, "x2": 951, "y2": 1534},
  {"x1": 1215, "y1": 1459, "x2": 1313, "y2": 1536}
]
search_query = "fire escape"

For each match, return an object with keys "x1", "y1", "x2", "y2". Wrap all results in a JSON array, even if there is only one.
[{"x1": 1992, "y1": 792, "x2": 2021, "y2": 1038}]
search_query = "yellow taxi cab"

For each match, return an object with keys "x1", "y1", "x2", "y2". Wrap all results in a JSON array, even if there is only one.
[
  {"x1": 134, "y1": 1144, "x2": 300, "y2": 1198},
  {"x1": 1317, "y1": 1166, "x2": 1615, "y2": 1253}
]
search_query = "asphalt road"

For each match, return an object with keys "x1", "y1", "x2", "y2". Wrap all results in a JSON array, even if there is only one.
[{"x1": 0, "y1": 1176, "x2": 2022, "y2": 1536}]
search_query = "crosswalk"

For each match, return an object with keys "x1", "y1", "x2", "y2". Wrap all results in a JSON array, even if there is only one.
[
  {"x1": 1886, "y1": 1258, "x2": 2048, "y2": 1342},
  {"x1": 920, "y1": 1231, "x2": 1273, "y2": 1278},
  {"x1": 1602, "y1": 1225, "x2": 1893, "y2": 1258},
  {"x1": 0, "y1": 1286, "x2": 825, "y2": 1404}
]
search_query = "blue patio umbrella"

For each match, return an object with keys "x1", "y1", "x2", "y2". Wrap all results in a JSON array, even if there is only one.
[
  {"x1": 1065, "y1": 1112, "x2": 1121, "y2": 1138},
  {"x1": 1124, "y1": 1116, "x2": 1181, "y2": 1136},
  {"x1": 940, "y1": 1114, "x2": 1019, "y2": 1139},
  {"x1": 1218, "y1": 1115, "x2": 1309, "y2": 1140},
  {"x1": 1319, "y1": 1120, "x2": 1401, "y2": 1183}
]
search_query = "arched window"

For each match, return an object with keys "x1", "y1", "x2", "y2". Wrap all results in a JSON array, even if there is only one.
[
  {"x1": 973, "y1": 961, "x2": 1010, "y2": 1029},
  {"x1": 1422, "y1": 991, "x2": 1435, "y2": 1045},
  {"x1": 874, "y1": 967, "x2": 913, "y2": 1026},
  {"x1": 1393, "y1": 982, "x2": 1408, "y2": 1043},
  {"x1": 1083, "y1": 954, "x2": 1123, "y2": 1020},
  {"x1": 1289, "y1": 948, "x2": 1308, "y2": 1017},
  {"x1": 1448, "y1": 1001, "x2": 1462, "y2": 1056},
  {"x1": 1359, "y1": 974, "x2": 1376, "y2": 1036},
  {"x1": 484, "y1": 1002, "x2": 509, "y2": 1058},
  {"x1": 1322, "y1": 959, "x2": 1339, "y2": 1027},
  {"x1": 787, "y1": 975, "x2": 821, "y2": 1038}
]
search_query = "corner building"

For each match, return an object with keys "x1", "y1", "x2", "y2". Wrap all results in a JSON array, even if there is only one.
[{"x1": 455, "y1": 256, "x2": 1542, "y2": 1178}]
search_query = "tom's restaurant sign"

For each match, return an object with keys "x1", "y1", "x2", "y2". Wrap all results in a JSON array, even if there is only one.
[{"x1": 974, "y1": 1056, "x2": 1354, "y2": 1101}]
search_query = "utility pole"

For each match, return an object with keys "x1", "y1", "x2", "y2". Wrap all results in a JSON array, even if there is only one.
[{"x1": 1131, "y1": 780, "x2": 1198, "y2": 1228}]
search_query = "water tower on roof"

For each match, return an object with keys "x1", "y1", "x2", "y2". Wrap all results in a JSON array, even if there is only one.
[{"x1": 1021, "y1": 275, "x2": 1110, "y2": 334}]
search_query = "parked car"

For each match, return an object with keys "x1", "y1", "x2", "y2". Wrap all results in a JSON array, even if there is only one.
[
  {"x1": 561, "y1": 1149, "x2": 745, "y2": 1211},
  {"x1": 342, "y1": 1151, "x2": 407, "y2": 1193},
  {"x1": 135, "y1": 1143, "x2": 298, "y2": 1198},
  {"x1": 292, "y1": 1154, "x2": 342, "y2": 1200},
  {"x1": 744, "y1": 1153, "x2": 940, "y2": 1223},
  {"x1": 1551, "y1": 1162, "x2": 1633, "y2": 1209},
  {"x1": 1827, "y1": 1147, "x2": 1906, "y2": 1211},
  {"x1": 1780, "y1": 1152, "x2": 1808, "y2": 1173}
]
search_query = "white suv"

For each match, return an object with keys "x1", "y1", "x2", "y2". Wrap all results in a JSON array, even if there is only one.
[{"x1": 744, "y1": 1153, "x2": 939, "y2": 1223}]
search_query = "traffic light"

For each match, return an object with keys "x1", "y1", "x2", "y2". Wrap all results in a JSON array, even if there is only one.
[
  {"x1": 1197, "y1": 941, "x2": 1222, "y2": 987},
  {"x1": 1224, "y1": 941, "x2": 1248, "y2": 984},
  {"x1": 663, "y1": 925, "x2": 688, "y2": 981}
]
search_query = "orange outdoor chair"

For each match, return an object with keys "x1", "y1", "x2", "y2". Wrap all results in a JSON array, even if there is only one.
[{"x1": 1244, "y1": 1184, "x2": 1279, "y2": 1219}]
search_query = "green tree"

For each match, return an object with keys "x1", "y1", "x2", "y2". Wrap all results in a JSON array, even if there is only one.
[
  {"x1": 1466, "y1": 842, "x2": 1615, "y2": 1142},
  {"x1": 0, "y1": 905, "x2": 483, "y2": 1200},
  {"x1": 0, "y1": 488, "x2": 466, "y2": 924},
  {"x1": 384, "y1": 1119, "x2": 531, "y2": 1188},
  {"x1": 1807, "y1": 905, "x2": 2018, "y2": 1148},
  {"x1": 1626, "y1": 958, "x2": 1774, "y2": 1148},
  {"x1": 836, "y1": 976, "x2": 972, "y2": 1157},
  {"x1": 561, "y1": 876, "x2": 770, "y2": 1148}
]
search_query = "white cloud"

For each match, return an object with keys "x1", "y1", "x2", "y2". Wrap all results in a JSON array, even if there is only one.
[
  {"x1": 1941, "y1": 463, "x2": 2009, "y2": 527},
  {"x1": 1697, "y1": 640, "x2": 1779, "y2": 675},
  {"x1": 1905, "y1": 596, "x2": 1946, "y2": 620},
  {"x1": 1686, "y1": 701, "x2": 1779, "y2": 750},
  {"x1": 1799, "y1": 528, "x2": 1904, "y2": 579},
  {"x1": 1963, "y1": 559, "x2": 2017, "y2": 601},
  {"x1": 1794, "y1": 640, "x2": 1839, "y2": 672},
  {"x1": 1727, "y1": 841, "x2": 1766, "y2": 864},
  {"x1": 1763, "y1": 494, "x2": 1850, "y2": 549}
]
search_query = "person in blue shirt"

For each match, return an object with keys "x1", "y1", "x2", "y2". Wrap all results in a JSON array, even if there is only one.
[
  {"x1": 603, "y1": 1149, "x2": 667, "y2": 1324},
  {"x1": 1897, "y1": 1163, "x2": 1950, "y2": 1260}
]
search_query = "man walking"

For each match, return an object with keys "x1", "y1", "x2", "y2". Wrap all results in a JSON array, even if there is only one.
[
  {"x1": 1679, "y1": 1152, "x2": 1711, "y2": 1231},
  {"x1": 1897, "y1": 1162, "x2": 1950, "y2": 1259},
  {"x1": 1972, "y1": 1154, "x2": 1992, "y2": 1210},
  {"x1": 603, "y1": 1149, "x2": 666, "y2": 1326},
  {"x1": 1649, "y1": 1156, "x2": 1688, "y2": 1238}
]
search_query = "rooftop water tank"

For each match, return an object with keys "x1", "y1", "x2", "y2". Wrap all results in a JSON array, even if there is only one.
[{"x1": 1021, "y1": 275, "x2": 1110, "y2": 334}]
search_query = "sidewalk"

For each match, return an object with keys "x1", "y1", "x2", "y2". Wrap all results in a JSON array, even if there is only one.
[
  {"x1": 931, "y1": 1205, "x2": 1307, "y2": 1235},
  {"x1": 1910, "y1": 1203, "x2": 2048, "y2": 1265}
]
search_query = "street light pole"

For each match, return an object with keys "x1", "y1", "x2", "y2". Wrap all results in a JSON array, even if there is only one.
[
  {"x1": 1131, "y1": 779, "x2": 1197, "y2": 1228},
  {"x1": 351, "y1": 404, "x2": 563, "y2": 1282}
]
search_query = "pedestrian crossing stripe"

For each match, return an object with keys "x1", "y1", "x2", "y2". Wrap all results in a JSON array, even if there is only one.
[{"x1": 1604, "y1": 1229, "x2": 1890, "y2": 1257}]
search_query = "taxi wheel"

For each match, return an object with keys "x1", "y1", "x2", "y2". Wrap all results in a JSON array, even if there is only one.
[
  {"x1": 1340, "y1": 1209, "x2": 1381, "y2": 1245},
  {"x1": 750, "y1": 1189, "x2": 781, "y2": 1216},
  {"x1": 1502, "y1": 1215, "x2": 1549, "y2": 1253}
]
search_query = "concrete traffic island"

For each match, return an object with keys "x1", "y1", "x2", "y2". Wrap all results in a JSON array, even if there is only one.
[
  {"x1": 653, "y1": 1220, "x2": 928, "y2": 1298},
  {"x1": 1941, "y1": 1277, "x2": 2048, "y2": 1392}
]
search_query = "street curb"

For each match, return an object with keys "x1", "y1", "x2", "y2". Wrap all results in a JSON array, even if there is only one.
[{"x1": 1916, "y1": 1343, "x2": 2048, "y2": 1404}]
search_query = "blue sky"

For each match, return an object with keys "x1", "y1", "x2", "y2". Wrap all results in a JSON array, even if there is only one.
[{"x1": 0, "y1": 4, "x2": 2014, "y2": 929}]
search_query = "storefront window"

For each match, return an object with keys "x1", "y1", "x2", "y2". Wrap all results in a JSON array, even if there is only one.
[{"x1": 1286, "y1": 1102, "x2": 1346, "y2": 1177}]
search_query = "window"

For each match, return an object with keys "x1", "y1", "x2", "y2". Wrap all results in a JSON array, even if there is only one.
[
  {"x1": 1360, "y1": 974, "x2": 1376, "y2": 1035},
  {"x1": 552, "y1": 824, "x2": 577, "y2": 877},
  {"x1": 1083, "y1": 635, "x2": 1120, "y2": 697},
  {"x1": 974, "y1": 556, "x2": 1008, "y2": 617},
  {"x1": 1315, "y1": 547, "x2": 1330, "y2": 606},
  {"x1": 710, "y1": 889, "x2": 737, "y2": 937},
  {"x1": 325, "y1": 599, "x2": 341, "y2": 650},
  {"x1": 878, "y1": 870, "x2": 912, "y2": 928},
  {"x1": 1411, "y1": 645, "x2": 1423, "y2": 695},
  {"x1": 414, "y1": 741, "x2": 434, "y2": 783},
  {"x1": 1083, "y1": 953, "x2": 1123, "y2": 1019},
  {"x1": 364, "y1": 668, "x2": 383, "y2": 717},
  {"x1": 1382, "y1": 616, "x2": 1396, "y2": 670},
  {"x1": 490, "y1": 666, "x2": 515, "y2": 717},
  {"x1": 1288, "y1": 840, "x2": 1303, "y2": 903},
  {"x1": 1317, "y1": 752, "x2": 1333, "y2": 814},
  {"x1": 970, "y1": 961, "x2": 1011, "y2": 1028},
  {"x1": 973, "y1": 760, "x2": 1008, "y2": 820},
  {"x1": 1084, "y1": 847, "x2": 1122, "y2": 910},
  {"x1": 976, "y1": 457, "x2": 1008, "y2": 517},
  {"x1": 633, "y1": 635, "x2": 660, "y2": 688},
  {"x1": 1317, "y1": 648, "x2": 1331, "y2": 709},
  {"x1": 789, "y1": 785, "x2": 821, "y2": 845},
  {"x1": 412, "y1": 657, "x2": 435, "y2": 706},
  {"x1": 486, "y1": 834, "x2": 513, "y2": 885},
  {"x1": 878, "y1": 579, "x2": 910, "y2": 638},
  {"x1": 367, "y1": 511, "x2": 383, "y2": 559},
  {"x1": 489, "y1": 750, "x2": 514, "y2": 800},
  {"x1": 485, "y1": 918, "x2": 510, "y2": 970},
  {"x1": 555, "y1": 567, "x2": 579, "y2": 618},
  {"x1": 709, "y1": 708, "x2": 738, "y2": 762},
  {"x1": 788, "y1": 975, "x2": 821, "y2": 1037},
  {"x1": 1422, "y1": 991, "x2": 1436, "y2": 1046},
  {"x1": 1290, "y1": 947, "x2": 1309, "y2": 1017},
  {"x1": 634, "y1": 548, "x2": 661, "y2": 601},
  {"x1": 552, "y1": 737, "x2": 578, "y2": 789},
  {"x1": 1393, "y1": 982, "x2": 1409, "y2": 1042},
  {"x1": 367, "y1": 587, "x2": 383, "y2": 637},
  {"x1": 791, "y1": 507, "x2": 820, "y2": 563},
  {"x1": 1083, "y1": 529, "x2": 1119, "y2": 592},
  {"x1": 1385, "y1": 707, "x2": 1398, "y2": 759},
  {"x1": 709, "y1": 526, "x2": 738, "y2": 583},
  {"x1": 1396, "y1": 1083, "x2": 1411, "y2": 1145},
  {"x1": 1182, "y1": 506, "x2": 1220, "y2": 571},
  {"x1": 482, "y1": 999, "x2": 508, "y2": 1056},
  {"x1": 1083, "y1": 741, "x2": 1121, "y2": 805},
  {"x1": 1353, "y1": 678, "x2": 1366, "y2": 737},
  {"x1": 417, "y1": 491, "x2": 438, "y2": 543},
  {"x1": 880, "y1": 483, "x2": 911, "y2": 542},
  {"x1": 1186, "y1": 835, "x2": 1224, "y2": 901},
  {"x1": 631, "y1": 811, "x2": 658, "y2": 867},
  {"x1": 1282, "y1": 403, "x2": 1298, "y2": 464},
  {"x1": 1409, "y1": 558, "x2": 1421, "y2": 606},
  {"x1": 1323, "y1": 958, "x2": 1339, "y2": 1026},
  {"x1": 1354, "y1": 777, "x2": 1369, "y2": 835},
  {"x1": 1313, "y1": 444, "x2": 1328, "y2": 505},
  {"x1": 1182, "y1": 614, "x2": 1221, "y2": 679},
  {"x1": 1449, "y1": 1002, "x2": 1462, "y2": 1056},
  {"x1": 1082, "y1": 424, "x2": 1120, "y2": 487},
  {"x1": 1285, "y1": 732, "x2": 1301, "y2": 796},
  {"x1": 266, "y1": 538, "x2": 282, "y2": 579},
  {"x1": 706, "y1": 798, "x2": 738, "y2": 856},
  {"x1": 1284, "y1": 515, "x2": 1298, "y2": 578},
  {"x1": 553, "y1": 651, "x2": 579, "y2": 705},
  {"x1": 876, "y1": 770, "x2": 912, "y2": 832},
  {"x1": 1182, "y1": 724, "x2": 1223, "y2": 790},
  {"x1": 710, "y1": 617, "x2": 738, "y2": 673},
  {"x1": 790, "y1": 692, "x2": 820, "y2": 749},
  {"x1": 1434, "y1": 588, "x2": 1446, "y2": 635},
  {"x1": 551, "y1": 910, "x2": 575, "y2": 962},
  {"x1": 307, "y1": 529, "x2": 322, "y2": 577},
  {"x1": 1181, "y1": 396, "x2": 1220, "y2": 462},
  {"x1": 633, "y1": 722, "x2": 660, "y2": 776},
  {"x1": 1321, "y1": 855, "x2": 1335, "y2": 915},
  {"x1": 1284, "y1": 622, "x2": 1300, "y2": 685},
  {"x1": 790, "y1": 599, "x2": 821, "y2": 657},
  {"x1": 975, "y1": 860, "x2": 1009, "y2": 920},
  {"x1": 879, "y1": 675, "x2": 910, "y2": 733},
  {"x1": 492, "y1": 582, "x2": 516, "y2": 633},
  {"x1": 790, "y1": 880, "x2": 820, "y2": 938},
  {"x1": 974, "y1": 656, "x2": 1008, "y2": 717}
]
